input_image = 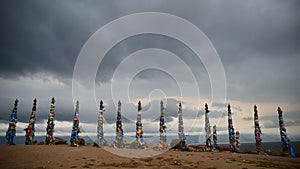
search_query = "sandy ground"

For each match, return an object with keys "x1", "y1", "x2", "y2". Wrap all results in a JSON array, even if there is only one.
[{"x1": 0, "y1": 145, "x2": 299, "y2": 169}]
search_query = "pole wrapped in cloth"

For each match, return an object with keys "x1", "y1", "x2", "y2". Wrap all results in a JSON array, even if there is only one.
[
  {"x1": 6, "y1": 99, "x2": 19, "y2": 145},
  {"x1": 178, "y1": 102, "x2": 187, "y2": 151},
  {"x1": 159, "y1": 101, "x2": 167, "y2": 150},
  {"x1": 25, "y1": 99, "x2": 37, "y2": 145},
  {"x1": 114, "y1": 100, "x2": 124, "y2": 148},
  {"x1": 235, "y1": 131, "x2": 240, "y2": 152},
  {"x1": 70, "y1": 101, "x2": 80, "y2": 147},
  {"x1": 227, "y1": 104, "x2": 236, "y2": 152},
  {"x1": 254, "y1": 105, "x2": 263, "y2": 153},
  {"x1": 136, "y1": 101, "x2": 144, "y2": 147},
  {"x1": 97, "y1": 100, "x2": 105, "y2": 146},
  {"x1": 278, "y1": 107, "x2": 295, "y2": 157},
  {"x1": 45, "y1": 97, "x2": 56, "y2": 145},
  {"x1": 204, "y1": 103, "x2": 212, "y2": 151},
  {"x1": 213, "y1": 125, "x2": 219, "y2": 151}
]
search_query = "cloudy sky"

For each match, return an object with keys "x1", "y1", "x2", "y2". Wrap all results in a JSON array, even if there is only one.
[{"x1": 0, "y1": 0, "x2": 299, "y2": 143}]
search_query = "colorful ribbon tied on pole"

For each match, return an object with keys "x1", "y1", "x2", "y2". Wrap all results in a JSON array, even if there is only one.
[
  {"x1": 235, "y1": 131, "x2": 240, "y2": 152},
  {"x1": 204, "y1": 103, "x2": 212, "y2": 151},
  {"x1": 159, "y1": 100, "x2": 167, "y2": 151},
  {"x1": 97, "y1": 100, "x2": 105, "y2": 146},
  {"x1": 25, "y1": 98, "x2": 37, "y2": 145},
  {"x1": 213, "y1": 125, "x2": 218, "y2": 151},
  {"x1": 254, "y1": 105, "x2": 263, "y2": 153},
  {"x1": 45, "y1": 97, "x2": 56, "y2": 145},
  {"x1": 178, "y1": 102, "x2": 187, "y2": 151},
  {"x1": 278, "y1": 107, "x2": 295, "y2": 157},
  {"x1": 136, "y1": 101, "x2": 144, "y2": 147},
  {"x1": 6, "y1": 99, "x2": 18, "y2": 145},
  {"x1": 227, "y1": 104, "x2": 236, "y2": 152},
  {"x1": 114, "y1": 100, "x2": 124, "y2": 148},
  {"x1": 70, "y1": 100, "x2": 80, "y2": 147}
]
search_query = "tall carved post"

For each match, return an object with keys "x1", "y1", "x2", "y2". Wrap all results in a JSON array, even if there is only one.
[
  {"x1": 278, "y1": 107, "x2": 295, "y2": 157},
  {"x1": 6, "y1": 99, "x2": 18, "y2": 145},
  {"x1": 136, "y1": 101, "x2": 144, "y2": 146},
  {"x1": 159, "y1": 100, "x2": 167, "y2": 150},
  {"x1": 227, "y1": 104, "x2": 236, "y2": 152},
  {"x1": 114, "y1": 100, "x2": 124, "y2": 148},
  {"x1": 204, "y1": 103, "x2": 212, "y2": 151},
  {"x1": 254, "y1": 105, "x2": 263, "y2": 153},
  {"x1": 70, "y1": 100, "x2": 80, "y2": 147},
  {"x1": 45, "y1": 97, "x2": 56, "y2": 145},
  {"x1": 213, "y1": 125, "x2": 218, "y2": 151},
  {"x1": 25, "y1": 98, "x2": 37, "y2": 145},
  {"x1": 235, "y1": 131, "x2": 240, "y2": 152},
  {"x1": 178, "y1": 102, "x2": 187, "y2": 151},
  {"x1": 97, "y1": 100, "x2": 105, "y2": 146}
]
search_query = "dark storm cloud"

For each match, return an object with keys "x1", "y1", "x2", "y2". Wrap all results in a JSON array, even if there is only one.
[
  {"x1": 96, "y1": 34, "x2": 209, "y2": 85},
  {"x1": 206, "y1": 1, "x2": 300, "y2": 62},
  {"x1": 0, "y1": 0, "x2": 118, "y2": 79},
  {"x1": 2, "y1": 0, "x2": 299, "y2": 81}
]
